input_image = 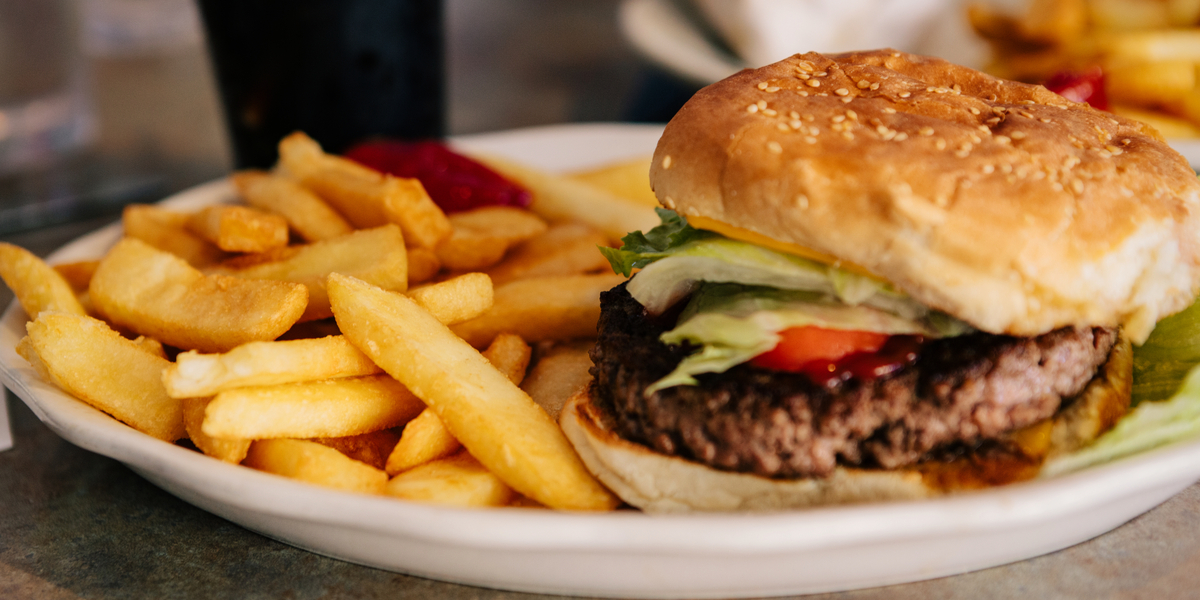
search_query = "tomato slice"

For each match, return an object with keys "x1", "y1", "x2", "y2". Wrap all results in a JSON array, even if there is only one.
[{"x1": 751, "y1": 326, "x2": 889, "y2": 373}]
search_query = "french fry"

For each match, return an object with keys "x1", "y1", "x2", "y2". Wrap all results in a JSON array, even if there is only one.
[
  {"x1": 435, "y1": 206, "x2": 549, "y2": 271},
  {"x1": 187, "y1": 205, "x2": 289, "y2": 253},
  {"x1": 122, "y1": 204, "x2": 227, "y2": 268},
  {"x1": 213, "y1": 225, "x2": 407, "y2": 322},
  {"x1": 1018, "y1": 0, "x2": 1087, "y2": 44},
  {"x1": 482, "y1": 332, "x2": 531, "y2": 385},
  {"x1": 0, "y1": 242, "x2": 87, "y2": 319},
  {"x1": 485, "y1": 222, "x2": 612, "y2": 285},
  {"x1": 1106, "y1": 60, "x2": 1196, "y2": 108},
  {"x1": 52, "y1": 260, "x2": 99, "y2": 292},
  {"x1": 21, "y1": 312, "x2": 184, "y2": 442},
  {"x1": 132, "y1": 336, "x2": 168, "y2": 359},
  {"x1": 327, "y1": 273, "x2": 618, "y2": 511},
  {"x1": 569, "y1": 157, "x2": 659, "y2": 207},
  {"x1": 385, "y1": 450, "x2": 514, "y2": 508},
  {"x1": 466, "y1": 153, "x2": 659, "y2": 243},
  {"x1": 232, "y1": 170, "x2": 354, "y2": 242},
  {"x1": 311, "y1": 428, "x2": 402, "y2": 471},
  {"x1": 385, "y1": 407, "x2": 460, "y2": 474},
  {"x1": 183, "y1": 397, "x2": 251, "y2": 464},
  {"x1": 406, "y1": 273, "x2": 494, "y2": 326},
  {"x1": 244, "y1": 438, "x2": 387, "y2": 494},
  {"x1": 1111, "y1": 104, "x2": 1200, "y2": 138},
  {"x1": 384, "y1": 333, "x2": 530, "y2": 475},
  {"x1": 89, "y1": 237, "x2": 308, "y2": 353},
  {"x1": 1102, "y1": 30, "x2": 1200, "y2": 63},
  {"x1": 163, "y1": 335, "x2": 382, "y2": 398},
  {"x1": 202, "y1": 374, "x2": 425, "y2": 440},
  {"x1": 520, "y1": 343, "x2": 595, "y2": 421},
  {"x1": 406, "y1": 246, "x2": 441, "y2": 285},
  {"x1": 278, "y1": 132, "x2": 451, "y2": 249},
  {"x1": 450, "y1": 273, "x2": 626, "y2": 348}
]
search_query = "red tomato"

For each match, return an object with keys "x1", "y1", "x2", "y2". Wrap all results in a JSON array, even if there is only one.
[{"x1": 751, "y1": 326, "x2": 889, "y2": 372}]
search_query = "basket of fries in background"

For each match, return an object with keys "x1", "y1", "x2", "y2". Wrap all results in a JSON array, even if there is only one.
[
  {"x1": 969, "y1": 0, "x2": 1200, "y2": 138},
  {"x1": 0, "y1": 129, "x2": 662, "y2": 511}
]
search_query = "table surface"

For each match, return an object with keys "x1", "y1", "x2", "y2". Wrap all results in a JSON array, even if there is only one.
[{"x1": 6, "y1": 2, "x2": 1200, "y2": 598}]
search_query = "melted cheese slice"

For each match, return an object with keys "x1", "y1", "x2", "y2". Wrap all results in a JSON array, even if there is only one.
[{"x1": 686, "y1": 215, "x2": 881, "y2": 280}]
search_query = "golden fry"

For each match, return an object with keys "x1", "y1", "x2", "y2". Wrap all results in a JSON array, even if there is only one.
[
  {"x1": 187, "y1": 205, "x2": 289, "y2": 253},
  {"x1": 122, "y1": 204, "x2": 226, "y2": 268},
  {"x1": 163, "y1": 335, "x2": 382, "y2": 398},
  {"x1": 245, "y1": 438, "x2": 387, "y2": 494},
  {"x1": 327, "y1": 273, "x2": 618, "y2": 510},
  {"x1": 183, "y1": 397, "x2": 251, "y2": 464},
  {"x1": 52, "y1": 260, "x2": 99, "y2": 293},
  {"x1": 22, "y1": 312, "x2": 184, "y2": 442},
  {"x1": 232, "y1": 169, "x2": 354, "y2": 242},
  {"x1": 385, "y1": 407, "x2": 461, "y2": 474},
  {"x1": 569, "y1": 157, "x2": 658, "y2": 207},
  {"x1": 202, "y1": 374, "x2": 424, "y2": 440},
  {"x1": 311, "y1": 428, "x2": 402, "y2": 471},
  {"x1": 214, "y1": 225, "x2": 407, "y2": 322},
  {"x1": 486, "y1": 222, "x2": 611, "y2": 285},
  {"x1": 450, "y1": 273, "x2": 626, "y2": 348},
  {"x1": 385, "y1": 450, "x2": 514, "y2": 508},
  {"x1": 482, "y1": 332, "x2": 531, "y2": 385},
  {"x1": 406, "y1": 272, "x2": 494, "y2": 326},
  {"x1": 0, "y1": 242, "x2": 87, "y2": 319}
]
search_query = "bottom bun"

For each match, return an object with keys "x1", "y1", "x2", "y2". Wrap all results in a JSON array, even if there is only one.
[{"x1": 560, "y1": 333, "x2": 1132, "y2": 513}]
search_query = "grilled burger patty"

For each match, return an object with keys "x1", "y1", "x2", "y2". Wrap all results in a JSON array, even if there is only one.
[{"x1": 590, "y1": 283, "x2": 1118, "y2": 479}]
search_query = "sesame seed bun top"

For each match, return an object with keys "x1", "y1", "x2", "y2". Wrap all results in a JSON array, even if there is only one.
[{"x1": 650, "y1": 49, "x2": 1200, "y2": 342}]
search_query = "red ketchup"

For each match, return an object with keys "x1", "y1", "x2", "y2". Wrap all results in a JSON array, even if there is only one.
[
  {"x1": 798, "y1": 335, "x2": 924, "y2": 388},
  {"x1": 344, "y1": 140, "x2": 531, "y2": 213},
  {"x1": 1043, "y1": 67, "x2": 1108, "y2": 110}
]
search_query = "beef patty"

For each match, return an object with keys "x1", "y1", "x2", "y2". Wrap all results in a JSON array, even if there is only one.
[{"x1": 590, "y1": 283, "x2": 1118, "y2": 479}]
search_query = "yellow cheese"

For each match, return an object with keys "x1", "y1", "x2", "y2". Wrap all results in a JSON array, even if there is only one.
[{"x1": 686, "y1": 215, "x2": 881, "y2": 280}]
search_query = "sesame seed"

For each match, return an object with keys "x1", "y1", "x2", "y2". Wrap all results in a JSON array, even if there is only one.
[
  {"x1": 1001, "y1": 163, "x2": 1013, "y2": 173},
  {"x1": 747, "y1": 104, "x2": 759, "y2": 113},
  {"x1": 804, "y1": 136, "x2": 817, "y2": 144},
  {"x1": 809, "y1": 126, "x2": 819, "y2": 135},
  {"x1": 919, "y1": 127, "x2": 934, "y2": 136},
  {"x1": 1010, "y1": 131, "x2": 1027, "y2": 140},
  {"x1": 803, "y1": 114, "x2": 815, "y2": 122},
  {"x1": 883, "y1": 107, "x2": 896, "y2": 114},
  {"x1": 970, "y1": 134, "x2": 982, "y2": 144},
  {"x1": 926, "y1": 86, "x2": 936, "y2": 93},
  {"x1": 846, "y1": 110, "x2": 858, "y2": 120},
  {"x1": 662, "y1": 155, "x2": 673, "y2": 169},
  {"x1": 970, "y1": 107, "x2": 981, "y2": 115},
  {"x1": 870, "y1": 83, "x2": 880, "y2": 90},
  {"x1": 807, "y1": 80, "x2": 821, "y2": 88},
  {"x1": 768, "y1": 141, "x2": 783, "y2": 154},
  {"x1": 1021, "y1": 100, "x2": 1036, "y2": 105},
  {"x1": 1106, "y1": 145, "x2": 1123, "y2": 155},
  {"x1": 894, "y1": 132, "x2": 908, "y2": 141},
  {"x1": 790, "y1": 120, "x2": 802, "y2": 130},
  {"x1": 767, "y1": 86, "x2": 780, "y2": 92},
  {"x1": 1019, "y1": 110, "x2": 1034, "y2": 119},
  {"x1": 763, "y1": 108, "x2": 778, "y2": 116},
  {"x1": 1071, "y1": 179, "x2": 1084, "y2": 193},
  {"x1": 663, "y1": 196, "x2": 676, "y2": 208},
  {"x1": 790, "y1": 111, "x2": 800, "y2": 119},
  {"x1": 882, "y1": 130, "x2": 896, "y2": 141},
  {"x1": 796, "y1": 195, "x2": 809, "y2": 209},
  {"x1": 1040, "y1": 118, "x2": 1051, "y2": 123},
  {"x1": 1052, "y1": 181, "x2": 1064, "y2": 191},
  {"x1": 995, "y1": 135, "x2": 1011, "y2": 144},
  {"x1": 757, "y1": 101, "x2": 767, "y2": 110},
  {"x1": 842, "y1": 131, "x2": 854, "y2": 140},
  {"x1": 841, "y1": 96, "x2": 853, "y2": 103},
  {"x1": 953, "y1": 84, "x2": 962, "y2": 93},
  {"x1": 799, "y1": 91, "x2": 809, "y2": 97},
  {"x1": 986, "y1": 117, "x2": 1001, "y2": 125},
  {"x1": 778, "y1": 123, "x2": 790, "y2": 132},
  {"x1": 935, "y1": 139, "x2": 947, "y2": 150},
  {"x1": 983, "y1": 164, "x2": 995, "y2": 174},
  {"x1": 816, "y1": 71, "x2": 828, "y2": 76},
  {"x1": 832, "y1": 115, "x2": 846, "y2": 123},
  {"x1": 899, "y1": 92, "x2": 911, "y2": 98},
  {"x1": 956, "y1": 149, "x2": 971, "y2": 158},
  {"x1": 978, "y1": 126, "x2": 991, "y2": 135},
  {"x1": 857, "y1": 80, "x2": 870, "y2": 89},
  {"x1": 988, "y1": 94, "x2": 998, "y2": 102},
  {"x1": 758, "y1": 82, "x2": 768, "y2": 90},
  {"x1": 835, "y1": 88, "x2": 850, "y2": 96},
  {"x1": 798, "y1": 73, "x2": 810, "y2": 80}
]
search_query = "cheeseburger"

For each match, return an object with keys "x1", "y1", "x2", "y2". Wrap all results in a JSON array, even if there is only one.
[{"x1": 559, "y1": 50, "x2": 1200, "y2": 512}]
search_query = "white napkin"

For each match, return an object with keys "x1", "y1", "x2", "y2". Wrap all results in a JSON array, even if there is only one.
[{"x1": 692, "y1": 0, "x2": 981, "y2": 68}]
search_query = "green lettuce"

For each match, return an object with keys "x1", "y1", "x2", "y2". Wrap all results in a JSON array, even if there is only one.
[{"x1": 598, "y1": 208, "x2": 716, "y2": 276}]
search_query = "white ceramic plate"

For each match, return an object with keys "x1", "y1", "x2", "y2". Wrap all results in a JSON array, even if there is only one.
[{"x1": 5, "y1": 123, "x2": 1200, "y2": 599}]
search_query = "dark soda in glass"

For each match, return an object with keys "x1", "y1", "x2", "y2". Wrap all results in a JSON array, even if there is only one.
[{"x1": 197, "y1": 0, "x2": 444, "y2": 168}]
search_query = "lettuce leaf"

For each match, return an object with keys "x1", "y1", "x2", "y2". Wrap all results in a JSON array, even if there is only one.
[{"x1": 598, "y1": 208, "x2": 716, "y2": 276}]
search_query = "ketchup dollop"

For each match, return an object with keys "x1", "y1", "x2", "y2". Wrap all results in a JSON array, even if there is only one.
[
  {"x1": 798, "y1": 335, "x2": 924, "y2": 388},
  {"x1": 344, "y1": 140, "x2": 531, "y2": 213},
  {"x1": 1043, "y1": 67, "x2": 1108, "y2": 110}
]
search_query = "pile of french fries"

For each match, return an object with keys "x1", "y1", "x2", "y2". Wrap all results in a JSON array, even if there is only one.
[
  {"x1": 970, "y1": 0, "x2": 1200, "y2": 137},
  {"x1": 0, "y1": 131, "x2": 662, "y2": 511}
]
